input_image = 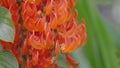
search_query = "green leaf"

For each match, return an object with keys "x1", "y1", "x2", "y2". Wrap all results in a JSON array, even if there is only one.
[
  {"x1": 0, "y1": 50, "x2": 19, "y2": 68},
  {"x1": 0, "y1": 6, "x2": 15, "y2": 42}
]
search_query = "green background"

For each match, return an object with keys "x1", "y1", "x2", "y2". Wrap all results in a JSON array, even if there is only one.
[{"x1": 69, "y1": 0, "x2": 120, "y2": 68}]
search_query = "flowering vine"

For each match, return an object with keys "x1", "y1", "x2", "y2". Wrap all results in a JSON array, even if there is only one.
[{"x1": 0, "y1": 0, "x2": 87, "y2": 68}]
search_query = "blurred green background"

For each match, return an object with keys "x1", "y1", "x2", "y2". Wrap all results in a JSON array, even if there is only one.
[{"x1": 59, "y1": 0, "x2": 120, "y2": 68}]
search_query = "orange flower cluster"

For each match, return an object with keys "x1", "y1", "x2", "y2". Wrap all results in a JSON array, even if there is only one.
[
  {"x1": 0, "y1": 0, "x2": 87, "y2": 68},
  {"x1": 22, "y1": 0, "x2": 87, "y2": 68}
]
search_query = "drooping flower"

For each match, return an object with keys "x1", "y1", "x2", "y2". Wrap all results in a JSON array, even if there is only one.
[
  {"x1": 0, "y1": 0, "x2": 87, "y2": 68},
  {"x1": 22, "y1": 0, "x2": 87, "y2": 68}
]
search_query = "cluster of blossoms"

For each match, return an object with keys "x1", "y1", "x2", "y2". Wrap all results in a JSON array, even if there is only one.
[{"x1": 0, "y1": 0, "x2": 87, "y2": 68}]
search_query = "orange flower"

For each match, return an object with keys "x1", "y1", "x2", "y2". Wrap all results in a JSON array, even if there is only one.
[
  {"x1": 22, "y1": 0, "x2": 87, "y2": 67},
  {"x1": 0, "y1": 0, "x2": 87, "y2": 68}
]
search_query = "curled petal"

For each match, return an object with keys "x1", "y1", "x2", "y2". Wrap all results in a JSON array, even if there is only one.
[
  {"x1": 35, "y1": 0, "x2": 42, "y2": 6},
  {"x1": 62, "y1": 19, "x2": 87, "y2": 53},
  {"x1": 26, "y1": 58, "x2": 32, "y2": 68},
  {"x1": 67, "y1": 36, "x2": 80, "y2": 53},
  {"x1": 46, "y1": 31, "x2": 55, "y2": 48},
  {"x1": 68, "y1": 0, "x2": 76, "y2": 9},
  {"x1": 28, "y1": 0, "x2": 35, "y2": 3},
  {"x1": 22, "y1": 37, "x2": 30, "y2": 55},
  {"x1": 73, "y1": 9, "x2": 78, "y2": 19},
  {"x1": 44, "y1": 0, "x2": 54, "y2": 15},
  {"x1": 55, "y1": 0, "x2": 68, "y2": 12},
  {"x1": 61, "y1": 37, "x2": 71, "y2": 53},
  {"x1": 49, "y1": 13, "x2": 58, "y2": 29},
  {"x1": 57, "y1": 9, "x2": 69, "y2": 25},
  {"x1": 78, "y1": 19, "x2": 87, "y2": 45},
  {"x1": 28, "y1": 34, "x2": 45, "y2": 49},
  {"x1": 27, "y1": 0, "x2": 41, "y2": 5},
  {"x1": 65, "y1": 54, "x2": 79, "y2": 67},
  {"x1": 32, "y1": 51, "x2": 39, "y2": 66},
  {"x1": 24, "y1": 18, "x2": 36, "y2": 31},
  {"x1": 36, "y1": 18, "x2": 46, "y2": 32},
  {"x1": 55, "y1": 41, "x2": 60, "y2": 56},
  {"x1": 62, "y1": 22, "x2": 77, "y2": 37}
]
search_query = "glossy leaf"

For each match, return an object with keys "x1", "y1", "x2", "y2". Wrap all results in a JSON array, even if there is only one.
[
  {"x1": 0, "y1": 50, "x2": 19, "y2": 68},
  {"x1": 0, "y1": 6, "x2": 15, "y2": 42}
]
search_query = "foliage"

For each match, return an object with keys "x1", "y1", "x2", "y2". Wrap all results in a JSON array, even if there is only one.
[
  {"x1": 0, "y1": 6, "x2": 18, "y2": 68},
  {"x1": 0, "y1": 7, "x2": 15, "y2": 42},
  {"x1": 0, "y1": 50, "x2": 19, "y2": 68}
]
